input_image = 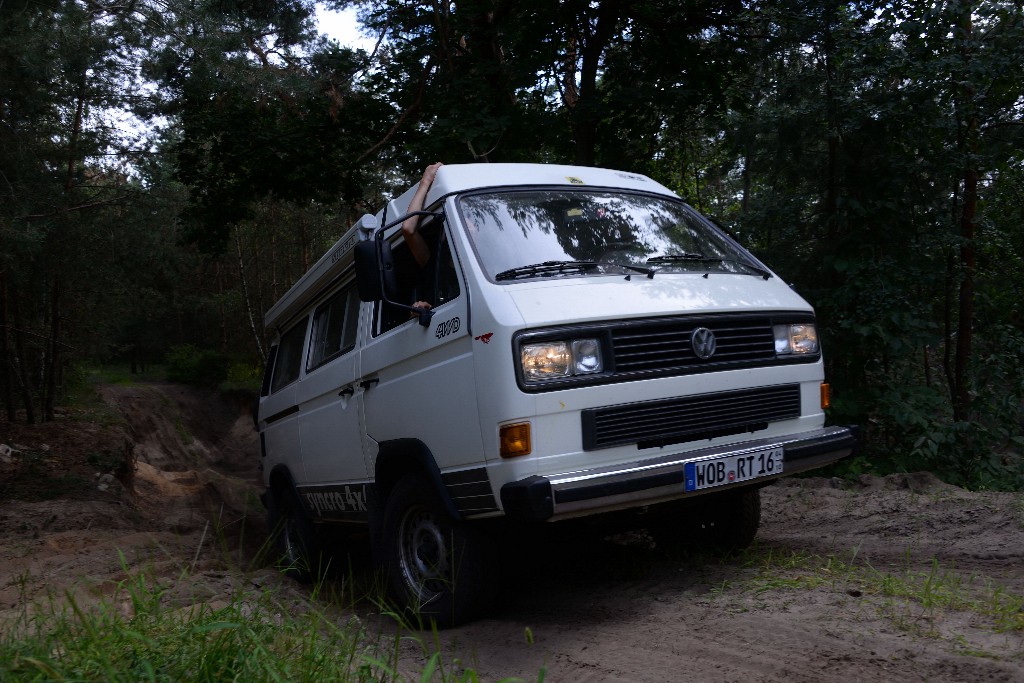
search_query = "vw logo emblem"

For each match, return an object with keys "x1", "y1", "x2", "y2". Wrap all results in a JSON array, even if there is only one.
[{"x1": 691, "y1": 327, "x2": 717, "y2": 360}]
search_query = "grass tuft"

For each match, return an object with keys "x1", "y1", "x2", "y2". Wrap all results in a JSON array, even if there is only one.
[
  {"x1": 733, "y1": 544, "x2": 1024, "y2": 640},
  {"x1": 0, "y1": 564, "x2": 516, "y2": 683}
]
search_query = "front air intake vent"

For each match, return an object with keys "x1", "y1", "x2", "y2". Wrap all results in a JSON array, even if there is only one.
[
  {"x1": 611, "y1": 318, "x2": 776, "y2": 373},
  {"x1": 581, "y1": 384, "x2": 801, "y2": 451}
]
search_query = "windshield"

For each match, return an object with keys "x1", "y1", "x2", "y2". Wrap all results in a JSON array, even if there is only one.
[{"x1": 457, "y1": 189, "x2": 766, "y2": 282}]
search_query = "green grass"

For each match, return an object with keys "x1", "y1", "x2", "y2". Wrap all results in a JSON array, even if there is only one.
[
  {"x1": 78, "y1": 363, "x2": 167, "y2": 387},
  {"x1": 0, "y1": 561, "x2": 541, "y2": 683},
  {"x1": 736, "y1": 545, "x2": 1024, "y2": 638}
]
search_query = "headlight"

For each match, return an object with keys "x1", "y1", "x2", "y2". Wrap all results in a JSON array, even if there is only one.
[
  {"x1": 521, "y1": 338, "x2": 604, "y2": 382},
  {"x1": 571, "y1": 339, "x2": 603, "y2": 373},
  {"x1": 773, "y1": 323, "x2": 819, "y2": 355}
]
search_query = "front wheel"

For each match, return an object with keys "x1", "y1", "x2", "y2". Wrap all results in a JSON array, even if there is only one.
[{"x1": 382, "y1": 474, "x2": 491, "y2": 628}]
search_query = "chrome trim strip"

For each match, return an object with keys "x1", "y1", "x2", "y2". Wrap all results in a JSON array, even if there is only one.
[{"x1": 547, "y1": 426, "x2": 854, "y2": 517}]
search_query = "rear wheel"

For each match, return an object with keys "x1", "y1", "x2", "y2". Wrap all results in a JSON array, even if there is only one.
[
  {"x1": 382, "y1": 474, "x2": 491, "y2": 628},
  {"x1": 267, "y1": 484, "x2": 324, "y2": 583},
  {"x1": 649, "y1": 488, "x2": 761, "y2": 553}
]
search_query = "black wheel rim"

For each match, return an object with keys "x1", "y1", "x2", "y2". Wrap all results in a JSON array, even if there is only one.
[
  {"x1": 281, "y1": 497, "x2": 304, "y2": 568},
  {"x1": 397, "y1": 503, "x2": 450, "y2": 604}
]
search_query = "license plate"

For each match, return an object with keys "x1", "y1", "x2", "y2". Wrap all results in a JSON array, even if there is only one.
[{"x1": 684, "y1": 447, "x2": 784, "y2": 492}]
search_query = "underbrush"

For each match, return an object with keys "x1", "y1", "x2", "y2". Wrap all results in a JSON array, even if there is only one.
[{"x1": 824, "y1": 324, "x2": 1024, "y2": 493}]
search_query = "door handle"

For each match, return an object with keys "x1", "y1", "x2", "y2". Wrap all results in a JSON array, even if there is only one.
[
  {"x1": 358, "y1": 377, "x2": 380, "y2": 390},
  {"x1": 338, "y1": 386, "x2": 355, "y2": 397}
]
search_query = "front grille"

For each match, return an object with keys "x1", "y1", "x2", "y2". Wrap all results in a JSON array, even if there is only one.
[
  {"x1": 611, "y1": 317, "x2": 776, "y2": 374},
  {"x1": 515, "y1": 313, "x2": 818, "y2": 392},
  {"x1": 581, "y1": 384, "x2": 801, "y2": 451}
]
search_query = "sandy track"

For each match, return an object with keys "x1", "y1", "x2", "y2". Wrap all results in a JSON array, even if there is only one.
[
  {"x1": 430, "y1": 478, "x2": 1024, "y2": 682},
  {"x1": 1, "y1": 384, "x2": 1021, "y2": 681}
]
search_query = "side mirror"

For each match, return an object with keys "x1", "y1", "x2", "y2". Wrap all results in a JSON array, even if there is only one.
[
  {"x1": 353, "y1": 209, "x2": 441, "y2": 328},
  {"x1": 355, "y1": 239, "x2": 398, "y2": 302},
  {"x1": 355, "y1": 241, "x2": 381, "y2": 302}
]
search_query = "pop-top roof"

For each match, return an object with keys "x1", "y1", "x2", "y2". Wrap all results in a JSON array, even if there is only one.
[{"x1": 264, "y1": 163, "x2": 674, "y2": 331}]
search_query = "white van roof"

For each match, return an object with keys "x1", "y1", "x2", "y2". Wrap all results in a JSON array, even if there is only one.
[
  {"x1": 264, "y1": 163, "x2": 675, "y2": 332},
  {"x1": 395, "y1": 163, "x2": 674, "y2": 216}
]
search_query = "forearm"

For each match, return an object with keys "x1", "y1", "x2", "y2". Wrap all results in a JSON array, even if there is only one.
[
  {"x1": 402, "y1": 162, "x2": 443, "y2": 268},
  {"x1": 402, "y1": 183, "x2": 431, "y2": 236}
]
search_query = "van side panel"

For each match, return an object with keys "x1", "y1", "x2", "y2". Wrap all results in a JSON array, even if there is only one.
[
  {"x1": 297, "y1": 350, "x2": 362, "y2": 483},
  {"x1": 295, "y1": 282, "x2": 365, "y2": 484},
  {"x1": 260, "y1": 318, "x2": 312, "y2": 485},
  {"x1": 360, "y1": 319, "x2": 484, "y2": 474},
  {"x1": 261, "y1": 383, "x2": 304, "y2": 483},
  {"x1": 356, "y1": 212, "x2": 486, "y2": 486}
]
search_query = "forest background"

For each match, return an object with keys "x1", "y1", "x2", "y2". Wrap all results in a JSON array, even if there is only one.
[{"x1": 1, "y1": 0, "x2": 1022, "y2": 489}]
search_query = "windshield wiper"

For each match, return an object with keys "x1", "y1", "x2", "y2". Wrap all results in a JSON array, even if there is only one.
[
  {"x1": 495, "y1": 260, "x2": 600, "y2": 281},
  {"x1": 646, "y1": 252, "x2": 711, "y2": 263},
  {"x1": 647, "y1": 254, "x2": 772, "y2": 280},
  {"x1": 721, "y1": 258, "x2": 772, "y2": 280},
  {"x1": 602, "y1": 262, "x2": 656, "y2": 279}
]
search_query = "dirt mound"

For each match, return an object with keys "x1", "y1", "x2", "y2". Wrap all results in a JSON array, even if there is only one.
[
  {"x1": 765, "y1": 474, "x2": 1024, "y2": 571},
  {"x1": 99, "y1": 383, "x2": 257, "y2": 475},
  {"x1": 0, "y1": 383, "x2": 268, "y2": 620}
]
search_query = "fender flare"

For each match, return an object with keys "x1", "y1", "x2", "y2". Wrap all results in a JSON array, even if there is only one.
[
  {"x1": 263, "y1": 464, "x2": 302, "y2": 512},
  {"x1": 373, "y1": 438, "x2": 463, "y2": 522}
]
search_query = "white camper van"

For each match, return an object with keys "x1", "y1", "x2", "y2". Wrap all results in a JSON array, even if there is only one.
[{"x1": 257, "y1": 163, "x2": 856, "y2": 626}]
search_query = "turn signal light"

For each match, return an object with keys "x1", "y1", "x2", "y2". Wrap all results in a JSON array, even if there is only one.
[
  {"x1": 500, "y1": 423, "x2": 531, "y2": 458},
  {"x1": 821, "y1": 383, "x2": 832, "y2": 410}
]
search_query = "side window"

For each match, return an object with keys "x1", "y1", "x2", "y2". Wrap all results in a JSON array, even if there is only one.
[
  {"x1": 270, "y1": 319, "x2": 307, "y2": 392},
  {"x1": 378, "y1": 239, "x2": 420, "y2": 334},
  {"x1": 376, "y1": 216, "x2": 461, "y2": 335},
  {"x1": 307, "y1": 282, "x2": 360, "y2": 371},
  {"x1": 259, "y1": 345, "x2": 279, "y2": 397},
  {"x1": 431, "y1": 229, "x2": 461, "y2": 307}
]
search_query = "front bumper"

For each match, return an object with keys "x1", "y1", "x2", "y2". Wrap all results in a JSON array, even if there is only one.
[{"x1": 500, "y1": 425, "x2": 857, "y2": 522}]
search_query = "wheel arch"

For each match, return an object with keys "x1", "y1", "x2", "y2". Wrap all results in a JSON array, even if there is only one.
[
  {"x1": 264, "y1": 464, "x2": 301, "y2": 508},
  {"x1": 374, "y1": 438, "x2": 462, "y2": 521}
]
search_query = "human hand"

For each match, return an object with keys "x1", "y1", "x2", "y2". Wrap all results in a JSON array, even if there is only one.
[{"x1": 409, "y1": 301, "x2": 433, "y2": 318}]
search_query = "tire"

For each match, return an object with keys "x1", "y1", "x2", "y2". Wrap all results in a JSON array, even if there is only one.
[
  {"x1": 722, "y1": 487, "x2": 761, "y2": 551},
  {"x1": 381, "y1": 474, "x2": 491, "y2": 628},
  {"x1": 650, "y1": 488, "x2": 761, "y2": 553},
  {"x1": 267, "y1": 484, "x2": 324, "y2": 583}
]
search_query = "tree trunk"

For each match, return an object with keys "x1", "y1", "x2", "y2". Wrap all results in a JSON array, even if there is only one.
[
  {"x1": 9, "y1": 281, "x2": 36, "y2": 424},
  {"x1": 216, "y1": 262, "x2": 228, "y2": 353},
  {"x1": 952, "y1": 9, "x2": 978, "y2": 423},
  {"x1": 43, "y1": 277, "x2": 61, "y2": 421},
  {"x1": 942, "y1": 247, "x2": 956, "y2": 401},
  {"x1": 271, "y1": 232, "x2": 279, "y2": 302},
  {"x1": 0, "y1": 272, "x2": 15, "y2": 422},
  {"x1": 953, "y1": 169, "x2": 977, "y2": 422},
  {"x1": 236, "y1": 226, "x2": 265, "y2": 361},
  {"x1": 571, "y1": 0, "x2": 622, "y2": 166},
  {"x1": 741, "y1": 153, "x2": 751, "y2": 215},
  {"x1": 65, "y1": 85, "x2": 86, "y2": 192}
]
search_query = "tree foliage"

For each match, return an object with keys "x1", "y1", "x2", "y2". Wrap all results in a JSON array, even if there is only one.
[{"x1": 1, "y1": 0, "x2": 1022, "y2": 488}]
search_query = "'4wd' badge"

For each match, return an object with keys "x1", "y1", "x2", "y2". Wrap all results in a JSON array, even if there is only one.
[
  {"x1": 691, "y1": 327, "x2": 717, "y2": 360},
  {"x1": 435, "y1": 317, "x2": 461, "y2": 339}
]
